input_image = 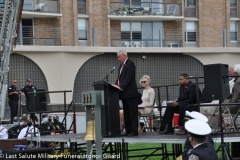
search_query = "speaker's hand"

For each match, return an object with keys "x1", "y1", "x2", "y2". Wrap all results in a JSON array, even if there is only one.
[{"x1": 171, "y1": 101, "x2": 179, "y2": 107}]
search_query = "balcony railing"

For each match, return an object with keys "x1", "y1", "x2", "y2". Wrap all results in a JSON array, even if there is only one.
[
  {"x1": 111, "y1": 39, "x2": 183, "y2": 48},
  {"x1": 23, "y1": 0, "x2": 60, "y2": 13},
  {"x1": 77, "y1": 2, "x2": 87, "y2": 14},
  {"x1": 14, "y1": 27, "x2": 240, "y2": 47},
  {"x1": 110, "y1": 2, "x2": 182, "y2": 16},
  {"x1": 17, "y1": 26, "x2": 61, "y2": 46}
]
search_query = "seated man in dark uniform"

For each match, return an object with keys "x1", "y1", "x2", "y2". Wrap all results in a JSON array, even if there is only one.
[
  {"x1": 8, "y1": 117, "x2": 22, "y2": 139},
  {"x1": 39, "y1": 114, "x2": 55, "y2": 136},
  {"x1": 183, "y1": 119, "x2": 218, "y2": 160},
  {"x1": 53, "y1": 115, "x2": 65, "y2": 134},
  {"x1": 159, "y1": 73, "x2": 201, "y2": 135},
  {"x1": 39, "y1": 114, "x2": 55, "y2": 148}
]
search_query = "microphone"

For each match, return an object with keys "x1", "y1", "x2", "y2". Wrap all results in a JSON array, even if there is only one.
[{"x1": 110, "y1": 67, "x2": 116, "y2": 74}]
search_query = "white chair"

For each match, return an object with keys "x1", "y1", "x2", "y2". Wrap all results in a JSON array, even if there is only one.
[
  {"x1": 134, "y1": 41, "x2": 142, "y2": 47},
  {"x1": 124, "y1": 41, "x2": 131, "y2": 47},
  {"x1": 139, "y1": 100, "x2": 156, "y2": 132},
  {"x1": 166, "y1": 4, "x2": 176, "y2": 16},
  {"x1": 35, "y1": 3, "x2": 47, "y2": 10}
]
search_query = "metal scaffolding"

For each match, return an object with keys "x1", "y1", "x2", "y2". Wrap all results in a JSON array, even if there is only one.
[{"x1": 0, "y1": 0, "x2": 23, "y2": 120}]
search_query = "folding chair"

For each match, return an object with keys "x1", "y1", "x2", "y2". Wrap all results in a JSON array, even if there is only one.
[{"x1": 139, "y1": 109, "x2": 155, "y2": 132}]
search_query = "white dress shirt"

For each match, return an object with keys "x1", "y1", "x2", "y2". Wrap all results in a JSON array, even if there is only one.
[
  {"x1": 0, "y1": 125, "x2": 8, "y2": 139},
  {"x1": 18, "y1": 125, "x2": 39, "y2": 139}
]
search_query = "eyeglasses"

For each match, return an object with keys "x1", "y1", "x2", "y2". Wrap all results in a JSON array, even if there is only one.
[{"x1": 141, "y1": 81, "x2": 146, "y2": 83}]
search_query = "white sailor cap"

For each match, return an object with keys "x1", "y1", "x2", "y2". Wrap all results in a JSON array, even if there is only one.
[
  {"x1": 185, "y1": 111, "x2": 208, "y2": 123},
  {"x1": 185, "y1": 119, "x2": 211, "y2": 136}
]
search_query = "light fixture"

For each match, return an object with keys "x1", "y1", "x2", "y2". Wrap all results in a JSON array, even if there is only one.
[{"x1": 142, "y1": 55, "x2": 146, "y2": 59}]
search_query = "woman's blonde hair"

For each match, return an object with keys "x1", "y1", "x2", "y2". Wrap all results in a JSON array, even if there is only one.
[{"x1": 139, "y1": 75, "x2": 151, "y2": 84}]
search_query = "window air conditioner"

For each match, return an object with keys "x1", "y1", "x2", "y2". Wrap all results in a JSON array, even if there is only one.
[{"x1": 167, "y1": 43, "x2": 179, "y2": 48}]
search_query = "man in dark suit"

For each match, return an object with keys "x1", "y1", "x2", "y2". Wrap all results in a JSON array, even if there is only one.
[
  {"x1": 116, "y1": 49, "x2": 138, "y2": 136},
  {"x1": 159, "y1": 73, "x2": 201, "y2": 134}
]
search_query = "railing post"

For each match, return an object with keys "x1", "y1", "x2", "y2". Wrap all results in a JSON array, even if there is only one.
[
  {"x1": 92, "y1": 27, "x2": 95, "y2": 46},
  {"x1": 159, "y1": 29, "x2": 162, "y2": 47},
  {"x1": 19, "y1": 24, "x2": 22, "y2": 45},
  {"x1": 223, "y1": 29, "x2": 226, "y2": 48}
]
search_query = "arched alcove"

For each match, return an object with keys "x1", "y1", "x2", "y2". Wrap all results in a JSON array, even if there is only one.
[{"x1": 73, "y1": 53, "x2": 204, "y2": 104}]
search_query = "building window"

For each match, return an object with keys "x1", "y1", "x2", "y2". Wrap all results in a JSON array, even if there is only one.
[
  {"x1": 230, "y1": 0, "x2": 237, "y2": 17},
  {"x1": 230, "y1": 0, "x2": 237, "y2": 6},
  {"x1": 185, "y1": 22, "x2": 197, "y2": 42},
  {"x1": 185, "y1": 0, "x2": 196, "y2": 7},
  {"x1": 120, "y1": 22, "x2": 163, "y2": 47},
  {"x1": 78, "y1": 0, "x2": 87, "y2": 14},
  {"x1": 230, "y1": 22, "x2": 238, "y2": 41},
  {"x1": 121, "y1": 22, "x2": 141, "y2": 40},
  {"x1": 23, "y1": 0, "x2": 33, "y2": 11},
  {"x1": 78, "y1": 19, "x2": 87, "y2": 40}
]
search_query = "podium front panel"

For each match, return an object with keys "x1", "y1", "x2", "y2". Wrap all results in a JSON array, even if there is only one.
[{"x1": 93, "y1": 81, "x2": 120, "y2": 137}]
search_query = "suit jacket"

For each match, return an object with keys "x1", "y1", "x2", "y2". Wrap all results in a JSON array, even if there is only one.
[
  {"x1": 185, "y1": 143, "x2": 218, "y2": 160},
  {"x1": 177, "y1": 81, "x2": 201, "y2": 107},
  {"x1": 183, "y1": 135, "x2": 217, "y2": 160},
  {"x1": 116, "y1": 59, "x2": 138, "y2": 99},
  {"x1": 228, "y1": 77, "x2": 240, "y2": 113}
]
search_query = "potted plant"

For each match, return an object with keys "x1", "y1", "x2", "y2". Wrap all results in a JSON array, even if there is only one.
[
  {"x1": 118, "y1": 7, "x2": 123, "y2": 15},
  {"x1": 122, "y1": 6, "x2": 128, "y2": 15},
  {"x1": 142, "y1": 9, "x2": 149, "y2": 15}
]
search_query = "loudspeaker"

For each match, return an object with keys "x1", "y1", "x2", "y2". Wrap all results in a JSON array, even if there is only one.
[
  {"x1": 204, "y1": 64, "x2": 230, "y2": 100},
  {"x1": 29, "y1": 89, "x2": 47, "y2": 112}
]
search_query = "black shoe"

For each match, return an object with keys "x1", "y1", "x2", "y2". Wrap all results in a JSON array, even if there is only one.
[
  {"x1": 127, "y1": 132, "x2": 138, "y2": 137},
  {"x1": 158, "y1": 129, "x2": 174, "y2": 134},
  {"x1": 158, "y1": 124, "x2": 174, "y2": 134},
  {"x1": 121, "y1": 131, "x2": 127, "y2": 136}
]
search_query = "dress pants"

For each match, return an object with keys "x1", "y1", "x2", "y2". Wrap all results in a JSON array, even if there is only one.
[
  {"x1": 26, "y1": 100, "x2": 37, "y2": 121},
  {"x1": 9, "y1": 100, "x2": 18, "y2": 123},
  {"x1": 163, "y1": 105, "x2": 179, "y2": 129},
  {"x1": 122, "y1": 97, "x2": 138, "y2": 134}
]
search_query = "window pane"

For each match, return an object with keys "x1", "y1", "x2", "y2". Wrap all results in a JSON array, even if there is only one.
[
  {"x1": 230, "y1": 0, "x2": 237, "y2": 6},
  {"x1": 78, "y1": 19, "x2": 87, "y2": 40},
  {"x1": 230, "y1": 32, "x2": 237, "y2": 41},
  {"x1": 121, "y1": 22, "x2": 130, "y2": 31},
  {"x1": 187, "y1": 0, "x2": 196, "y2": 6},
  {"x1": 187, "y1": 32, "x2": 196, "y2": 42},
  {"x1": 186, "y1": 22, "x2": 196, "y2": 31},
  {"x1": 132, "y1": 22, "x2": 141, "y2": 31},
  {"x1": 132, "y1": 32, "x2": 141, "y2": 39},
  {"x1": 78, "y1": 19, "x2": 86, "y2": 29},
  {"x1": 230, "y1": 22, "x2": 237, "y2": 31},
  {"x1": 142, "y1": 23, "x2": 152, "y2": 39},
  {"x1": 121, "y1": 32, "x2": 131, "y2": 39},
  {"x1": 153, "y1": 22, "x2": 163, "y2": 39},
  {"x1": 23, "y1": 0, "x2": 33, "y2": 10}
]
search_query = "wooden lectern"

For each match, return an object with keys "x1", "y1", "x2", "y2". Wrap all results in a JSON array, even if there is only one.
[{"x1": 93, "y1": 81, "x2": 120, "y2": 137}]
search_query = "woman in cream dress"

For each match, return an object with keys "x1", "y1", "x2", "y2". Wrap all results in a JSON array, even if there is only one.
[{"x1": 138, "y1": 75, "x2": 155, "y2": 132}]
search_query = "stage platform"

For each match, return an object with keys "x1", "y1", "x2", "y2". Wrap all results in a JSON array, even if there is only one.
[
  {"x1": 27, "y1": 132, "x2": 240, "y2": 144},
  {"x1": 25, "y1": 132, "x2": 240, "y2": 160}
]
